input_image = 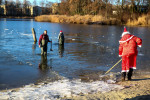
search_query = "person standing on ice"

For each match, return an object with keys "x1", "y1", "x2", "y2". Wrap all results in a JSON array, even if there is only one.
[
  {"x1": 39, "y1": 30, "x2": 51, "y2": 55},
  {"x1": 119, "y1": 27, "x2": 142, "y2": 81},
  {"x1": 58, "y1": 30, "x2": 65, "y2": 45}
]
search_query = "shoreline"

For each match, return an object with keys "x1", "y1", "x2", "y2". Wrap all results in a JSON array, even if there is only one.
[
  {"x1": 0, "y1": 72, "x2": 150, "y2": 100},
  {"x1": 35, "y1": 15, "x2": 150, "y2": 26},
  {"x1": 65, "y1": 74, "x2": 150, "y2": 100},
  {"x1": 0, "y1": 16, "x2": 34, "y2": 19}
]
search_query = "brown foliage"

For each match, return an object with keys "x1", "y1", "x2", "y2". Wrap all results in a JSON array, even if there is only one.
[{"x1": 35, "y1": 15, "x2": 121, "y2": 25}]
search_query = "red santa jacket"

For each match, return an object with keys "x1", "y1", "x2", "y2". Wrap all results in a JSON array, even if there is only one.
[
  {"x1": 119, "y1": 34, "x2": 142, "y2": 56},
  {"x1": 38, "y1": 34, "x2": 50, "y2": 45}
]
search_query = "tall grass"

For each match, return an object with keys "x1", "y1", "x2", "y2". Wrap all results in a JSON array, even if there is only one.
[
  {"x1": 127, "y1": 15, "x2": 150, "y2": 26},
  {"x1": 35, "y1": 15, "x2": 120, "y2": 25}
]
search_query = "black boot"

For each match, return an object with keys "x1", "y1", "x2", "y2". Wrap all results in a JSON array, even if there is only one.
[
  {"x1": 128, "y1": 68, "x2": 133, "y2": 81},
  {"x1": 121, "y1": 72, "x2": 126, "y2": 81}
]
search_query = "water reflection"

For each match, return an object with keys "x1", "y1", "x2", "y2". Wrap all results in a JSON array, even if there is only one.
[
  {"x1": 32, "y1": 42, "x2": 36, "y2": 54},
  {"x1": 38, "y1": 55, "x2": 48, "y2": 72},
  {"x1": 58, "y1": 45, "x2": 64, "y2": 58}
]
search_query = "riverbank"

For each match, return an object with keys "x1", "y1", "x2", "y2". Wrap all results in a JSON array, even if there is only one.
[
  {"x1": 35, "y1": 15, "x2": 150, "y2": 26},
  {"x1": 0, "y1": 16, "x2": 34, "y2": 19},
  {"x1": 65, "y1": 74, "x2": 150, "y2": 100}
]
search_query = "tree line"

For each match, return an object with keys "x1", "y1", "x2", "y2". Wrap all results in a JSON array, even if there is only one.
[
  {"x1": 0, "y1": 0, "x2": 53, "y2": 16},
  {"x1": 57, "y1": 0, "x2": 150, "y2": 24}
]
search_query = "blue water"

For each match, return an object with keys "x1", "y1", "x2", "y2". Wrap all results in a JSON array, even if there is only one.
[{"x1": 0, "y1": 18, "x2": 150, "y2": 90}]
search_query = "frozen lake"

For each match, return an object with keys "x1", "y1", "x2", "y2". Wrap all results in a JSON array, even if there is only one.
[{"x1": 0, "y1": 18, "x2": 150, "y2": 90}]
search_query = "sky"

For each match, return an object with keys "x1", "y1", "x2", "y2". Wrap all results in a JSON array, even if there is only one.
[
  {"x1": 28, "y1": 0, "x2": 59, "y2": 3},
  {"x1": 11, "y1": 0, "x2": 60, "y2": 5}
]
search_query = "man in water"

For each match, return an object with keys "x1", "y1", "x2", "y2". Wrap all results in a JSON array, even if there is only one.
[
  {"x1": 58, "y1": 30, "x2": 65, "y2": 45},
  {"x1": 119, "y1": 27, "x2": 142, "y2": 81},
  {"x1": 39, "y1": 30, "x2": 51, "y2": 55}
]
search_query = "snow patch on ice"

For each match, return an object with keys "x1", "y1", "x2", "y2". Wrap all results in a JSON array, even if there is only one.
[
  {"x1": 138, "y1": 53, "x2": 144, "y2": 56},
  {"x1": 0, "y1": 78, "x2": 124, "y2": 100},
  {"x1": 4, "y1": 29, "x2": 9, "y2": 30},
  {"x1": 20, "y1": 33, "x2": 32, "y2": 37},
  {"x1": 91, "y1": 42, "x2": 99, "y2": 44},
  {"x1": 107, "y1": 80, "x2": 116, "y2": 84}
]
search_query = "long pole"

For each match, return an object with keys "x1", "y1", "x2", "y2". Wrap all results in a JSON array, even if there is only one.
[{"x1": 105, "y1": 59, "x2": 122, "y2": 74}]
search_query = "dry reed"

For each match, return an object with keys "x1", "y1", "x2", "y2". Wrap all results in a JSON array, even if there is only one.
[
  {"x1": 127, "y1": 15, "x2": 150, "y2": 26},
  {"x1": 35, "y1": 15, "x2": 123, "y2": 25}
]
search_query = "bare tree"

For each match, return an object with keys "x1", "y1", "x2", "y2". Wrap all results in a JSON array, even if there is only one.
[
  {"x1": 144, "y1": 0, "x2": 150, "y2": 12},
  {"x1": 40, "y1": 0, "x2": 45, "y2": 7},
  {"x1": 15, "y1": 0, "x2": 22, "y2": 16},
  {"x1": 58, "y1": 0, "x2": 69, "y2": 15},
  {"x1": 0, "y1": 0, "x2": 2, "y2": 5},
  {"x1": 22, "y1": 0, "x2": 31, "y2": 16},
  {"x1": 40, "y1": 0, "x2": 46, "y2": 14},
  {"x1": 4, "y1": 0, "x2": 8, "y2": 5},
  {"x1": 23, "y1": 0, "x2": 27, "y2": 8},
  {"x1": 45, "y1": 1, "x2": 53, "y2": 14},
  {"x1": 33, "y1": 0, "x2": 37, "y2": 6},
  {"x1": 16, "y1": 0, "x2": 21, "y2": 8},
  {"x1": 81, "y1": 0, "x2": 92, "y2": 15}
]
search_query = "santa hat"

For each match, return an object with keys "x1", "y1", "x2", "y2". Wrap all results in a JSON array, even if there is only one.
[
  {"x1": 60, "y1": 30, "x2": 63, "y2": 33},
  {"x1": 122, "y1": 27, "x2": 130, "y2": 37}
]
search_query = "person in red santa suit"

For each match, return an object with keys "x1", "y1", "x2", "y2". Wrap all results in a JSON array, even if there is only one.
[{"x1": 119, "y1": 27, "x2": 142, "y2": 81}]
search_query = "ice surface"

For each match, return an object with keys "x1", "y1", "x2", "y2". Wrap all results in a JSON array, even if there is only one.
[
  {"x1": 138, "y1": 53, "x2": 144, "y2": 56},
  {"x1": 0, "y1": 78, "x2": 124, "y2": 100},
  {"x1": 4, "y1": 29, "x2": 9, "y2": 30},
  {"x1": 20, "y1": 33, "x2": 32, "y2": 37}
]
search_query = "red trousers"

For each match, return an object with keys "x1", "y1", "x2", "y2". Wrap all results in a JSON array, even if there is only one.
[{"x1": 122, "y1": 54, "x2": 137, "y2": 72}]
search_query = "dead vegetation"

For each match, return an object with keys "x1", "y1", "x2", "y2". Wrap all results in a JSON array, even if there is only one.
[
  {"x1": 35, "y1": 14, "x2": 150, "y2": 26},
  {"x1": 35, "y1": 15, "x2": 121, "y2": 25},
  {"x1": 127, "y1": 14, "x2": 150, "y2": 26}
]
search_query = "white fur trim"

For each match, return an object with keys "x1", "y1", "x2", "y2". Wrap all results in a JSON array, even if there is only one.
[
  {"x1": 122, "y1": 32, "x2": 130, "y2": 37},
  {"x1": 130, "y1": 67, "x2": 136, "y2": 69},
  {"x1": 119, "y1": 55, "x2": 122, "y2": 57},
  {"x1": 121, "y1": 70, "x2": 129, "y2": 72},
  {"x1": 138, "y1": 45, "x2": 142, "y2": 48},
  {"x1": 119, "y1": 35, "x2": 134, "y2": 43}
]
